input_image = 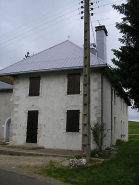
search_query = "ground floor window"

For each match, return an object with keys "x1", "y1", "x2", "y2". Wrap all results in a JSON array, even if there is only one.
[{"x1": 66, "y1": 110, "x2": 79, "y2": 132}]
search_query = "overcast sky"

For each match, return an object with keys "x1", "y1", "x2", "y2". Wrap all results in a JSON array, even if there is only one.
[{"x1": 0, "y1": 0, "x2": 138, "y2": 121}]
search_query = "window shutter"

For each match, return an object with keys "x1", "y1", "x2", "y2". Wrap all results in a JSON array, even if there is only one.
[
  {"x1": 29, "y1": 77, "x2": 40, "y2": 96},
  {"x1": 73, "y1": 110, "x2": 79, "y2": 132},
  {"x1": 67, "y1": 74, "x2": 80, "y2": 94},
  {"x1": 67, "y1": 74, "x2": 74, "y2": 94},
  {"x1": 66, "y1": 110, "x2": 79, "y2": 132},
  {"x1": 74, "y1": 74, "x2": 80, "y2": 94}
]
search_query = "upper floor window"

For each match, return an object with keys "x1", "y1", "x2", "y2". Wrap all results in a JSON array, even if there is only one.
[
  {"x1": 66, "y1": 110, "x2": 80, "y2": 132},
  {"x1": 29, "y1": 77, "x2": 40, "y2": 96},
  {"x1": 67, "y1": 74, "x2": 80, "y2": 94}
]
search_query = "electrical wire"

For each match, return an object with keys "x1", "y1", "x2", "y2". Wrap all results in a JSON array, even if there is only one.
[
  {"x1": 0, "y1": 2, "x2": 79, "y2": 44},
  {"x1": 0, "y1": 0, "x2": 124, "y2": 58},
  {"x1": 0, "y1": 17, "x2": 110, "y2": 50},
  {"x1": 0, "y1": 0, "x2": 78, "y2": 39},
  {"x1": 0, "y1": 0, "x2": 123, "y2": 46},
  {"x1": 94, "y1": 0, "x2": 124, "y2": 9},
  {"x1": 0, "y1": 18, "x2": 80, "y2": 57},
  {"x1": 0, "y1": 9, "x2": 79, "y2": 47},
  {"x1": 0, "y1": 13, "x2": 79, "y2": 50}
]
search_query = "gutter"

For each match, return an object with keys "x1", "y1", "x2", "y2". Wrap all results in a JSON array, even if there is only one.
[
  {"x1": 111, "y1": 87, "x2": 113, "y2": 146},
  {"x1": 101, "y1": 71, "x2": 104, "y2": 149}
]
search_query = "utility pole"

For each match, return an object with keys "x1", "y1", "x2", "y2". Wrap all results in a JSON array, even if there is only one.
[{"x1": 81, "y1": 0, "x2": 92, "y2": 162}]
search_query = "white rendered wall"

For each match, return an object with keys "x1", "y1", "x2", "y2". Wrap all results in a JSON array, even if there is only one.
[
  {"x1": 10, "y1": 69, "x2": 103, "y2": 150},
  {"x1": 0, "y1": 90, "x2": 12, "y2": 141},
  {"x1": 103, "y1": 75, "x2": 128, "y2": 147}
]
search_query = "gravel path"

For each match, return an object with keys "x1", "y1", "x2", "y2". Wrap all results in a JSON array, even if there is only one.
[
  {"x1": 0, "y1": 154, "x2": 67, "y2": 185},
  {"x1": 0, "y1": 154, "x2": 64, "y2": 171}
]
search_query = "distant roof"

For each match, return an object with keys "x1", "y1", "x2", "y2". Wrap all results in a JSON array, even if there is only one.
[
  {"x1": 0, "y1": 81, "x2": 13, "y2": 90},
  {"x1": 0, "y1": 40, "x2": 107, "y2": 76}
]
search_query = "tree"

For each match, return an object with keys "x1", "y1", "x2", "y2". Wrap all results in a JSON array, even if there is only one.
[
  {"x1": 111, "y1": 0, "x2": 139, "y2": 110},
  {"x1": 23, "y1": 52, "x2": 30, "y2": 59},
  {"x1": 23, "y1": 52, "x2": 34, "y2": 59}
]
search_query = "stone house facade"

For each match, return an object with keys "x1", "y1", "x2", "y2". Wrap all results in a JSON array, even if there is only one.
[
  {"x1": 0, "y1": 81, "x2": 13, "y2": 142},
  {"x1": 0, "y1": 26, "x2": 130, "y2": 150}
]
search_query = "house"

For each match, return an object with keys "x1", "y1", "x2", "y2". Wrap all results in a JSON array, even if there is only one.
[
  {"x1": 0, "y1": 81, "x2": 13, "y2": 142},
  {"x1": 0, "y1": 26, "x2": 130, "y2": 150}
]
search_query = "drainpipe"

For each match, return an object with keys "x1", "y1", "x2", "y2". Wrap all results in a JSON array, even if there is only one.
[
  {"x1": 101, "y1": 71, "x2": 103, "y2": 150},
  {"x1": 111, "y1": 87, "x2": 113, "y2": 146}
]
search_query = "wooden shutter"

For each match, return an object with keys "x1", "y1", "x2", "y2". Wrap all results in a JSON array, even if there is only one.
[
  {"x1": 66, "y1": 110, "x2": 79, "y2": 132},
  {"x1": 26, "y1": 111, "x2": 38, "y2": 143},
  {"x1": 74, "y1": 74, "x2": 80, "y2": 94},
  {"x1": 29, "y1": 77, "x2": 40, "y2": 96},
  {"x1": 67, "y1": 74, "x2": 80, "y2": 94}
]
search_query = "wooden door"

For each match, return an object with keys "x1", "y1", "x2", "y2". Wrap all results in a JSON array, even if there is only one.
[{"x1": 26, "y1": 111, "x2": 38, "y2": 143}]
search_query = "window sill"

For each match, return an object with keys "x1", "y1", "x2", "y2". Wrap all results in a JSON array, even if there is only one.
[
  {"x1": 67, "y1": 93, "x2": 82, "y2": 96},
  {"x1": 63, "y1": 131, "x2": 81, "y2": 134},
  {"x1": 27, "y1": 95, "x2": 41, "y2": 99}
]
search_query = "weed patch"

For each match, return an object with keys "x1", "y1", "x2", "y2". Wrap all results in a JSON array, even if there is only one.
[{"x1": 38, "y1": 139, "x2": 139, "y2": 185}]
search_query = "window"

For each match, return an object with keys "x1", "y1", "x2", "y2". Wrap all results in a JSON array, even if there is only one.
[
  {"x1": 114, "y1": 117, "x2": 116, "y2": 134},
  {"x1": 29, "y1": 77, "x2": 40, "y2": 96},
  {"x1": 121, "y1": 120, "x2": 123, "y2": 136},
  {"x1": 66, "y1": 110, "x2": 79, "y2": 132},
  {"x1": 67, "y1": 74, "x2": 80, "y2": 94}
]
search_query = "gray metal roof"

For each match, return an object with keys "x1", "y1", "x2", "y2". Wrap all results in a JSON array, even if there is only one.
[
  {"x1": 0, "y1": 81, "x2": 13, "y2": 90},
  {"x1": 0, "y1": 40, "x2": 107, "y2": 76}
]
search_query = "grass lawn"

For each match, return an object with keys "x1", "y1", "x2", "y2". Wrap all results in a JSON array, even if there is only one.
[
  {"x1": 38, "y1": 137, "x2": 139, "y2": 185},
  {"x1": 129, "y1": 121, "x2": 139, "y2": 134}
]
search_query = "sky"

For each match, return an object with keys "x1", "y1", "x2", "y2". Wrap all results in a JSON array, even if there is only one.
[{"x1": 0, "y1": 0, "x2": 138, "y2": 121}]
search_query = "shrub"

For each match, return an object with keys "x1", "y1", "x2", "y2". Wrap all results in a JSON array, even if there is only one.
[
  {"x1": 91, "y1": 148, "x2": 100, "y2": 157},
  {"x1": 91, "y1": 122, "x2": 109, "y2": 151},
  {"x1": 116, "y1": 139, "x2": 125, "y2": 146}
]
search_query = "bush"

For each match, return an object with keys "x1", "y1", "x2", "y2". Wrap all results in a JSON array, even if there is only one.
[
  {"x1": 116, "y1": 139, "x2": 125, "y2": 146},
  {"x1": 91, "y1": 148, "x2": 100, "y2": 157},
  {"x1": 91, "y1": 122, "x2": 109, "y2": 151}
]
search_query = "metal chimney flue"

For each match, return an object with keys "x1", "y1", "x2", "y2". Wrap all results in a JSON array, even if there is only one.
[
  {"x1": 90, "y1": 43, "x2": 96, "y2": 56},
  {"x1": 95, "y1": 25, "x2": 108, "y2": 63}
]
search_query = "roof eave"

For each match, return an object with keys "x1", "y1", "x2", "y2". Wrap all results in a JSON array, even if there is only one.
[{"x1": 0, "y1": 64, "x2": 107, "y2": 77}]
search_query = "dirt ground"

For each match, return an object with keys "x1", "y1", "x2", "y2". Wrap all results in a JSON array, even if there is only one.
[{"x1": 0, "y1": 154, "x2": 64, "y2": 173}]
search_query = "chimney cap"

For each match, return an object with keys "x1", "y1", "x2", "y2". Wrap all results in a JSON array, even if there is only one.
[{"x1": 95, "y1": 25, "x2": 108, "y2": 36}]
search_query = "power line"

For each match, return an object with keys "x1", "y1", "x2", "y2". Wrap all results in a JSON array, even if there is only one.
[
  {"x1": 0, "y1": 18, "x2": 80, "y2": 57},
  {"x1": 0, "y1": 17, "x2": 110, "y2": 50},
  {"x1": 0, "y1": 0, "x2": 78, "y2": 39},
  {"x1": 0, "y1": 13, "x2": 79, "y2": 50},
  {"x1": 0, "y1": 0, "x2": 124, "y2": 46},
  {"x1": 0, "y1": 9, "x2": 79, "y2": 47},
  {"x1": 0, "y1": 2, "x2": 79, "y2": 43},
  {"x1": 94, "y1": 0, "x2": 124, "y2": 9}
]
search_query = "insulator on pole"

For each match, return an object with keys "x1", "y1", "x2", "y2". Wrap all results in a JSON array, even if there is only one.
[
  {"x1": 90, "y1": 8, "x2": 93, "y2": 11},
  {"x1": 81, "y1": 11, "x2": 84, "y2": 14},
  {"x1": 91, "y1": 13, "x2": 93, "y2": 16},
  {"x1": 81, "y1": 16, "x2": 84, "y2": 19},
  {"x1": 81, "y1": 1, "x2": 84, "y2": 3}
]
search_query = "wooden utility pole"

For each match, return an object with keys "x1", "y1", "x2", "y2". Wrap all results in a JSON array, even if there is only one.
[{"x1": 82, "y1": 0, "x2": 91, "y2": 162}]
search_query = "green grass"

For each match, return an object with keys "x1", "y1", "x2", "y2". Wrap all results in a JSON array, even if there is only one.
[
  {"x1": 39, "y1": 138, "x2": 139, "y2": 185},
  {"x1": 129, "y1": 121, "x2": 139, "y2": 134}
]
